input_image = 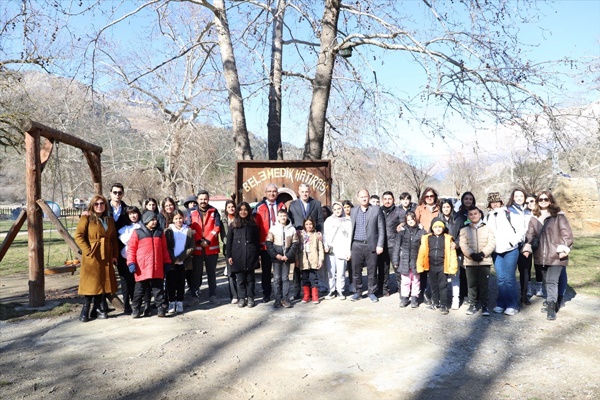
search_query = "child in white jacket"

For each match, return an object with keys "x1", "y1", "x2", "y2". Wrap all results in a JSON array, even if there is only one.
[
  {"x1": 323, "y1": 202, "x2": 352, "y2": 300},
  {"x1": 266, "y1": 209, "x2": 299, "y2": 308}
]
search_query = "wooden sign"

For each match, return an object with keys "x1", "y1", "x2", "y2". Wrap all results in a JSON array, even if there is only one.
[{"x1": 235, "y1": 160, "x2": 332, "y2": 206}]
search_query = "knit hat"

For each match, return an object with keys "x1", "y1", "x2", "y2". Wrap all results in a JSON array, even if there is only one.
[
  {"x1": 486, "y1": 192, "x2": 504, "y2": 208},
  {"x1": 431, "y1": 220, "x2": 446, "y2": 229},
  {"x1": 142, "y1": 210, "x2": 157, "y2": 225},
  {"x1": 183, "y1": 195, "x2": 198, "y2": 208}
]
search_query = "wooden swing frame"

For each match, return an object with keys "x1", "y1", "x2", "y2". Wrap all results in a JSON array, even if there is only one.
[{"x1": 0, "y1": 119, "x2": 103, "y2": 307}]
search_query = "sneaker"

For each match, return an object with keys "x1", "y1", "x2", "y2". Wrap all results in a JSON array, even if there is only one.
[
  {"x1": 176, "y1": 301, "x2": 183, "y2": 313},
  {"x1": 451, "y1": 299, "x2": 460, "y2": 310},
  {"x1": 481, "y1": 306, "x2": 490, "y2": 316},
  {"x1": 410, "y1": 296, "x2": 418, "y2": 308},
  {"x1": 493, "y1": 306, "x2": 505, "y2": 314},
  {"x1": 247, "y1": 298, "x2": 256, "y2": 308},
  {"x1": 238, "y1": 298, "x2": 246, "y2": 308},
  {"x1": 339, "y1": 294, "x2": 346, "y2": 300},
  {"x1": 231, "y1": 298, "x2": 239, "y2": 304},
  {"x1": 368, "y1": 294, "x2": 379, "y2": 303},
  {"x1": 167, "y1": 302, "x2": 176, "y2": 314},
  {"x1": 324, "y1": 292, "x2": 336, "y2": 300},
  {"x1": 424, "y1": 293, "x2": 432, "y2": 305},
  {"x1": 281, "y1": 299, "x2": 292, "y2": 308},
  {"x1": 351, "y1": 293, "x2": 361, "y2": 302},
  {"x1": 348, "y1": 284, "x2": 356, "y2": 293},
  {"x1": 535, "y1": 285, "x2": 544, "y2": 297},
  {"x1": 427, "y1": 304, "x2": 438, "y2": 310},
  {"x1": 504, "y1": 308, "x2": 518, "y2": 316},
  {"x1": 440, "y1": 305, "x2": 449, "y2": 315},
  {"x1": 209, "y1": 295, "x2": 220, "y2": 305},
  {"x1": 273, "y1": 299, "x2": 282, "y2": 309},
  {"x1": 466, "y1": 305, "x2": 477, "y2": 315},
  {"x1": 131, "y1": 309, "x2": 141, "y2": 319}
]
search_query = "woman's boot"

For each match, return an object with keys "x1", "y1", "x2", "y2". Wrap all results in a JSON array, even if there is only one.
[
  {"x1": 547, "y1": 301, "x2": 557, "y2": 320},
  {"x1": 80, "y1": 296, "x2": 92, "y2": 322}
]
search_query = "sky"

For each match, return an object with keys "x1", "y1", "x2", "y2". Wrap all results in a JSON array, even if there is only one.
[{"x1": 3, "y1": 0, "x2": 600, "y2": 163}]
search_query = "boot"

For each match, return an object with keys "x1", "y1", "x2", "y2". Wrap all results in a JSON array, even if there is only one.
[
  {"x1": 301, "y1": 286, "x2": 311, "y2": 303},
  {"x1": 399, "y1": 296, "x2": 409, "y2": 308},
  {"x1": 547, "y1": 301, "x2": 557, "y2": 320},
  {"x1": 96, "y1": 294, "x2": 108, "y2": 319},
  {"x1": 410, "y1": 296, "x2": 418, "y2": 308},
  {"x1": 79, "y1": 296, "x2": 92, "y2": 322},
  {"x1": 90, "y1": 296, "x2": 100, "y2": 320},
  {"x1": 556, "y1": 295, "x2": 564, "y2": 311},
  {"x1": 123, "y1": 296, "x2": 132, "y2": 315},
  {"x1": 311, "y1": 287, "x2": 319, "y2": 304}
]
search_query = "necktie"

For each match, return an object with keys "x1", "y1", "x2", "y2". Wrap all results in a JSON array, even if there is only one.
[{"x1": 270, "y1": 203, "x2": 276, "y2": 225}]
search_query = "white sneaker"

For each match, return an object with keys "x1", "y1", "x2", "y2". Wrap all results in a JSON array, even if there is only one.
[
  {"x1": 176, "y1": 301, "x2": 183, "y2": 313},
  {"x1": 167, "y1": 302, "x2": 176, "y2": 314},
  {"x1": 451, "y1": 298, "x2": 460, "y2": 310},
  {"x1": 504, "y1": 308, "x2": 518, "y2": 316},
  {"x1": 209, "y1": 295, "x2": 220, "y2": 305},
  {"x1": 493, "y1": 306, "x2": 505, "y2": 314},
  {"x1": 324, "y1": 292, "x2": 336, "y2": 300},
  {"x1": 231, "y1": 298, "x2": 239, "y2": 304},
  {"x1": 339, "y1": 295, "x2": 346, "y2": 300}
]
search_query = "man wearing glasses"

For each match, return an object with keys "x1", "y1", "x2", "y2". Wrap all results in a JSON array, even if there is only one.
[{"x1": 109, "y1": 183, "x2": 133, "y2": 314}]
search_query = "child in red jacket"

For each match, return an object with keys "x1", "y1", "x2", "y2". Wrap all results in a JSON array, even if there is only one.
[{"x1": 127, "y1": 211, "x2": 172, "y2": 318}]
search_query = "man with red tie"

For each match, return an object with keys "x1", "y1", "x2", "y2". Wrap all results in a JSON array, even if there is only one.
[{"x1": 254, "y1": 183, "x2": 286, "y2": 303}]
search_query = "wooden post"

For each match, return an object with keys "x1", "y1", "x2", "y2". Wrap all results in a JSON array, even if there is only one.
[
  {"x1": 25, "y1": 131, "x2": 45, "y2": 307},
  {"x1": 0, "y1": 209, "x2": 27, "y2": 262},
  {"x1": 84, "y1": 150, "x2": 103, "y2": 195},
  {"x1": 36, "y1": 200, "x2": 82, "y2": 260}
]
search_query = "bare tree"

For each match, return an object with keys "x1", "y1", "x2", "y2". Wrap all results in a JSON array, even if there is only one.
[{"x1": 401, "y1": 156, "x2": 435, "y2": 199}]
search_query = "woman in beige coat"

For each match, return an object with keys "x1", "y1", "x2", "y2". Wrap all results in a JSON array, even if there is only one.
[{"x1": 74, "y1": 195, "x2": 119, "y2": 322}]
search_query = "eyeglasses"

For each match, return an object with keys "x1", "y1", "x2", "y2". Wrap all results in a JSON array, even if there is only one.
[
  {"x1": 425, "y1": 195, "x2": 434, "y2": 198},
  {"x1": 538, "y1": 197, "x2": 550, "y2": 202},
  {"x1": 94, "y1": 202, "x2": 105, "y2": 206},
  {"x1": 112, "y1": 191, "x2": 123, "y2": 195},
  {"x1": 527, "y1": 200, "x2": 536, "y2": 204}
]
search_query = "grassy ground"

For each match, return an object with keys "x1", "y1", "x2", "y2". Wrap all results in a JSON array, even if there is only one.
[
  {"x1": 567, "y1": 235, "x2": 600, "y2": 297},
  {"x1": 0, "y1": 302, "x2": 74, "y2": 321},
  {"x1": 0, "y1": 217, "x2": 78, "y2": 233},
  {"x1": 1, "y1": 236, "x2": 74, "y2": 275}
]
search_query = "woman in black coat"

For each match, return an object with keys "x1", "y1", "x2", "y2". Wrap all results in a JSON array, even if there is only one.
[{"x1": 226, "y1": 202, "x2": 260, "y2": 308}]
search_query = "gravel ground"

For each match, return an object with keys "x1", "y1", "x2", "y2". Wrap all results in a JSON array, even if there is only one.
[{"x1": 1, "y1": 267, "x2": 599, "y2": 400}]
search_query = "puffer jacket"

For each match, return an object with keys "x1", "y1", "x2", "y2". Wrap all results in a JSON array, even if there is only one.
[
  {"x1": 127, "y1": 225, "x2": 172, "y2": 281},
  {"x1": 486, "y1": 207, "x2": 522, "y2": 254},
  {"x1": 392, "y1": 225, "x2": 426, "y2": 274},
  {"x1": 522, "y1": 212, "x2": 573, "y2": 266},
  {"x1": 323, "y1": 215, "x2": 352, "y2": 260},
  {"x1": 298, "y1": 231, "x2": 324, "y2": 270},
  {"x1": 459, "y1": 221, "x2": 496, "y2": 266},
  {"x1": 416, "y1": 233, "x2": 458, "y2": 274},
  {"x1": 266, "y1": 221, "x2": 299, "y2": 262}
]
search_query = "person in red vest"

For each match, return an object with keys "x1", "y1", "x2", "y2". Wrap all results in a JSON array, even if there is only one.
[
  {"x1": 185, "y1": 190, "x2": 222, "y2": 304},
  {"x1": 254, "y1": 183, "x2": 287, "y2": 303}
]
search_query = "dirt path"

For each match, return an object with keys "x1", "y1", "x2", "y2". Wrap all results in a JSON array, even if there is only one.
[{"x1": 1, "y1": 270, "x2": 599, "y2": 399}]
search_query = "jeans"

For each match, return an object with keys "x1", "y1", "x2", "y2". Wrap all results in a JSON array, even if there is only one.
[
  {"x1": 272, "y1": 261, "x2": 291, "y2": 300},
  {"x1": 516, "y1": 250, "x2": 532, "y2": 299},
  {"x1": 543, "y1": 265, "x2": 565, "y2": 303},
  {"x1": 466, "y1": 265, "x2": 490, "y2": 307},
  {"x1": 492, "y1": 248, "x2": 520, "y2": 310},
  {"x1": 301, "y1": 269, "x2": 319, "y2": 288},
  {"x1": 326, "y1": 254, "x2": 346, "y2": 295}
]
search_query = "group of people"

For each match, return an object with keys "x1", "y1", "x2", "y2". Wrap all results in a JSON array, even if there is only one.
[{"x1": 74, "y1": 181, "x2": 573, "y2": 323}]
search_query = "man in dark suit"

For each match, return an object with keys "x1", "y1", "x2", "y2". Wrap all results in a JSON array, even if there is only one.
[
  {"x1": 288, "y1": 183, "x2": 324, "y2": 298},
  {"x1": 350, "y1": 189, "x2": 385, "y2": 302}
]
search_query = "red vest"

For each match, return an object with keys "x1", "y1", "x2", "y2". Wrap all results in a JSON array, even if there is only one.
[
  {"x1": 254, "y1": 200, "x2": 286, "y2": 249},
  {"x1": 188, "y1": 206, "x2": 221, "y2": 256}
]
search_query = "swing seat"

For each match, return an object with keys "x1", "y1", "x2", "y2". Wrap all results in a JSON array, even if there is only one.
[{"x1": 44, "y1": 263, "x2": 79, "y2": 275}]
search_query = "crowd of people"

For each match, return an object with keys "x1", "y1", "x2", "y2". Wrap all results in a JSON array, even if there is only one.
[{"x1": 73, "y1": 181, "x2": 574, "y2": 323}]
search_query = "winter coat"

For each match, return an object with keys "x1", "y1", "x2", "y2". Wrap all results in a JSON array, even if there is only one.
[
  {"x1": 127, "y1": 225, "x2": 172, "y2": 281},
  {"x1": 220, "y1": 214, "x2": 235, "y2": 257},
  {"x1": 487, "y1": 207, "x2": 522, "y2": 254},
  {"x1": 459, "y1": 222, "x2": 496, "y2": 266},
  {"x1": 522, "y1": 212, "x2": 573, "y2": 267},
  {"x1": 75, "y1": 215, "x2": 119, "y2": 295},
  {"x1": 118, "y1": 223, "x2": 141, "y2": 259},
  {"x1": 266, "y1": 221, "x2": 299, "y2": 262},
  {"x1": 226, "y1": 223, "x2": 260, "y2": 273},
  {"x1": 507, "y1": 204, "x2": 531, "y2": 245},
  {"x1": 288, "y1": 197, "x2": 324, "y2": 232},
  {"x1": 323, "y1": 215, "x2": 352, "y2": 260},
  {"x1": 298, "y1": 231, "x2": 325, "y2": 270},
  {"x1": 382, "y1": 205, "x2": 404, "y2": 250},
  {"x1": 415, "y1": 203, "x2": 440, "y2": 233},
  {"x1": 165, "y1": 224, "x2": 195, "y2": 271},
  {"x1": 416, "y1": 233, "x2": 458, "y2": 274},
  {"x1": 392, "y1": 225, "x2": 426, "y2": 275}
]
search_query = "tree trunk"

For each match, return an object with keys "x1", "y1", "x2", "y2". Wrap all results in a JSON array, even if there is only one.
[
  {"x1": 213, "y1": 0, "x2": 253, "y2": 160},
  {"x1": 302, "y1": 0, "x2": 340, "y2": 160},
  {"x1": 267, "y1": 0, "x2": 285, "y2": 160}
]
